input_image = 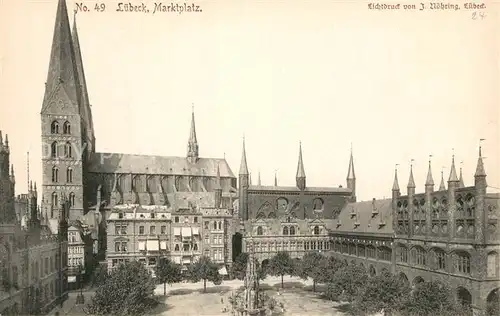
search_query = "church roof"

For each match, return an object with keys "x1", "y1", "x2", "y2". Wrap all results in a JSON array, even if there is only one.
[
  {"x1": 248, "y1": 185, "x2": 352, "y2": 194},
  {"x1": 329, "y1": 198, "x2": 393, "y2": 236},
  {"x1": 88, "y1": 152, "x2": 235, "y2": 178}
]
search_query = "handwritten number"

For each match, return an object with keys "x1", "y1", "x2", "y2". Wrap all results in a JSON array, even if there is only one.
[
  {"x1": 420, "y1": 3, "x2": 424, "y2": 11},
  {"x1": 95, "y1": 3, "x2": 106, "y2": 12}
]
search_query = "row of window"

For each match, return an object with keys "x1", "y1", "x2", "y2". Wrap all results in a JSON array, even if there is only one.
[
  {"x1": 50, "y1": 192, "x2": 75, "y2": 208},
  {"x1": 114, "y1": 224, "x2": 168, "y2": 235},
  {"x1": 204, "y1": 220, "x2": 223, "y2": 230},
  {"x1": 51, "y1": 166, "x2": 73, "y2": 183},
  {"x1": 173, "y1": 243, "x2": 199, "y2": 252},
  {"x1": 204, "y1": 234, "x2": 224, "y2": 245},
  {"x1": 248, "y1": 239, "x2": 330, "y2": 253},
  {"x1": 50, "y1": 121, "x2": 71, "y2": 134},
  {"x1": 256, "y1": 225, "x2": 321, "y2": 236},
  {"x1": 68, "y1": 246, "x2": 84, "y2": 254},
  {"x1": 68, "y1": 258, "x2": 84, "y2": 267},
  {"x1": 331, "y1": 242, "x2": 393, "y2": 262},
  {"x1": 50, "y1": 142, "x2": 73, "y2": 158},
  {"x1": 204, "y1": 248, "x2": 224, "y2": 261}
]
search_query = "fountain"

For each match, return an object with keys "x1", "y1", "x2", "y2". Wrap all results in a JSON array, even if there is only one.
[{"x1": 230, "y1": 235, "x2": 269, "y2": 316}]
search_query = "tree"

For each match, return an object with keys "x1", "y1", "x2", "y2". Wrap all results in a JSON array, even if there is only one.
[
  {"x1": 84, "y1": 261, "x2": 156, "y2": 316},
  {"x1": 351, "y1": 270, "x2": 411, "y2": 315},
  {"x1": 297, "y1": 251, "x2": 325, "y2": 292},
  {"x1": 231, "y1": 252, "x2": 249, "y2": 280},
  {"x1": 318, "y1": 256, "x2": 346, "y2": 284},
  {"x1": 267, "y1": 251, "x2": 293, "y2": 289},
  {"x1": 324, "y1": 264, "x2": 368, "y2": 303},
  {"x1": 187, "y1": 256, "x2": 221, "y2": 293},
  {"x1": 155, "y1": 258, "x2": 182, "y2": 296},
  {"x1": 400, "y1": 280, "x2": 464, "y2": 316}
]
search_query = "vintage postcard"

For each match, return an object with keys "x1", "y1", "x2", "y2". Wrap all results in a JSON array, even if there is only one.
[{"x1": 0, "y1": 0, "x2": 498, "y2": 315}]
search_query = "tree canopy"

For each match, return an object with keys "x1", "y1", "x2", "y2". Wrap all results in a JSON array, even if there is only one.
[
  {"x1": 296, "y1": 251, "x2": 325, "y2": 292},
  {"x1": 187, "y1": 256, "x2": 222, "y2": 292},
  {"x1": 231, "y1": 252, "x2": 267, "y2": 281},
  {"x1": 324, "y1": 263, "x2": 368, "y2": 303},
  {"x1": 84, "y1": 261, "x2": 156, "y2": 316},
  {"x1": 155, "y1": 258, "x2": 182, "y2": 296},
  {"x1": 351, "y1": 269, "x2": 411, "y2": 315},
  {"x1": 267, "y1": 251, "x2": 294, "y2": 288}
]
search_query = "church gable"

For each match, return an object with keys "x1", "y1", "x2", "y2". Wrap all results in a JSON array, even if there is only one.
[{"x1": 41, "y1": 84, "x2": 80, "y2": 115}]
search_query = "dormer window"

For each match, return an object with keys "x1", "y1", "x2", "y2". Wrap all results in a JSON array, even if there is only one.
[
  {"x1": 151, "y1": 213, "x2": 155, "y2": 219},
  {"x1": 336, "y1": 221, "x2": 342, "y2": 228},
  {"x1": 350, "y1": 208, "x2": 356, "y2": 218},
  {"x1": 118, "y1": 213, "x2": 124, "y2": 219},
  {"x1": 313, "y1": 226, "x2": 320, "y2": 235}
]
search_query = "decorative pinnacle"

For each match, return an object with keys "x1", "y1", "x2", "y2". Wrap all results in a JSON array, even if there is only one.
[
  {"x1": 426, "y1": 154, "x2": 434, "y2": 186},
  {"x1": 392, "y1": 164, "x2": 400, "y2": 191},
  {"x1": 408, "y1": 159, "x2": 416, "y2": 188}
]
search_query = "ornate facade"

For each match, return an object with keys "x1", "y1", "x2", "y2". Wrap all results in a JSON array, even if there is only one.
[
  {"x1": 237, "y1": 140, "x2": 355, "y2": 263},
  {"x1": 328, "y1": 149, "x2": 500, "y2": 315},
  {"x1": 0, "y1": 131, "x2": 69, "y2": 315}
]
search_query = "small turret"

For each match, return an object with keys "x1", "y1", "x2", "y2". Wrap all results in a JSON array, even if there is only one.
[
  {"x1": 407, "y1": 160, "x2": 416, "y2": 193},
  {"x1": 459, "y1": 161, "x2": 465, "y2": 188},
  {"x1": 10, "y1": 164, "x2": 15, "y2": 184},
  {"x1": 238, "y1": 136, "x2": 249, "y2": 220},
  {"x1": 187, "y1": 106, "x2": 199, "y2": 164},
  {"x1": 296, "y1": 142, "x2": 306, "y2": 191},
  {"x1": 392, "y1": 166, "x2": 400, "y2": 194},
  {"x1": 346, "y1": 144, "x2": 356, "y2": 201},
  {"x1": 439, "y1": 169, "x2": 446, "y2": 191}
]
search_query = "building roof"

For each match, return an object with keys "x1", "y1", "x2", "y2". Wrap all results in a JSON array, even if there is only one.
[
  {"x1": 248, "y1": 185, "x2": 352, "y2": 194},
  {"x1": 88, "y1": 153, "x2": 235, "y2": 178},
  {"x1": 329, "y1": 198, "x2": 393, "y2": 235}
]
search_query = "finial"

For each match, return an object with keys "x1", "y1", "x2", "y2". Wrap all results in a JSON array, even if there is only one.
[
  {"x1": 479, "y1": 138, "x2": 485, "y2": 157},
  {"x1": 452, "y1": 147, "x2": 455, "y2": 157},
  {"x1": 350, "y1": 142, "x2": 353, "y2": 153},
  {"x1": 410, "y1": 159, "x2": 414, "y2": 167},
  {"x1": 429, "y1": 154, "x2": 432, "y2": 163},
  {"x1": 191, "y1": 102, "x2": 194, "y2": 113}
]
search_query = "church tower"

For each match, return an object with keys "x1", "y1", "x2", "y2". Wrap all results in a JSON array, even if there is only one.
[
  {"x1": 40, "y1": 0, "x2": 93, "y2": 221},
  {"x1": 187, "y1": 107, "x2": 199, "y2": 164}
]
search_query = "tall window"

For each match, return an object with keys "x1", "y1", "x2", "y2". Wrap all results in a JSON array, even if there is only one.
[
  {"x1": 218, "y1": 221, "x2": 222, "y2": 230},
  {"x1": 69, "y1": 192, "x2": 75, "y2": 207},
  {"x1": 213, "y1": 222, "x2": 217, "y2": 230},
  {"x1": 399, "y1": 246, "x2": 408, "y2": 263},
  {"x1": 51, "y1": 192, "x2": 58, "y2": 206},
  {"x1": 64, "y1": 142, "x2": 72, "y2": 158},
  {"x1": 378, "y1": 247, "x2": 392, "y2": 261},
  {"x1": 66, "y1": 167, "x2": 73, "y2": 183},
  {"x1": 51, "y1": 141, "x2": 58, "y2": 158},
  {"x1": 282, "y1": 226, "x2": 289, "y2": 235},
  {"x1": 52, "y1": 167, "x2": 58, "y2": 182},
  {"x1": 367, "y1": 245, "x2": 377, "y2": 259},
  {"x1": 487, "y1": 252, "x2": 499, "y2": 277},
  {"x1": 289, "y1": 226, "x2": 295, "y2": 235},
  {"x1": 63, "y1": 121, "x2": 71, "y2": 134},
  {"x1": 51, "y1": 121, "x2": 59, "y2": 134},
  {"x1": 161, "y1": 226, "x2": 166, "y2": 234},
  {"x1": 313, "y1": 226, "x2": 320, "y2": 235},
  {"x1": 455, "y1": 251, "x2": 471, "y2": 274},
  {"x1": 150, "y1": 226, "x2": 156, "y2": 235},
  {"x1": 414, "y1": 247, "x2": 426, "y2": 266},
  {"x1": 139, "y1": 226, "x2": 144, "y2": 234},
  {"x1": 257, "y1": 226, "x2": 263, "y2": 236}
]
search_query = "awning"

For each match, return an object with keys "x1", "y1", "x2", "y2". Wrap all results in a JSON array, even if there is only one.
[
  {"x1": 174, "y1": 227, "x2": 181, "y2": 235},
  {"x1": 218, "y1": 267, "x2": 228, "y2": 275},
  {"x1": 146, "y1": 240, "x2": 159, "y2": 251},
  {"x1": 182, "y1": 258, "x2": 191, "y2": 264},
  {"x1": 181, "y1": 227, "x2": 192, "y2": 237},
  {"x1": 173, "y1": 256, "x2": 181, "y2": 264},
  {"x1": 160, "y1": 241, "x2": 167, "y2": 250},
  {"x1": 138, "y1": 241, "x2": 146, "y2": 251},
  {"x1": 192, "y1": 227, "x2": 200, "y2": 235},
  {"x1": 68, "y1": 276, "x2": 77, "y2": 283}
]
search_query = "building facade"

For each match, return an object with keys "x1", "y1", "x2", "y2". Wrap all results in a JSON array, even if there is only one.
[
  {"x1": 0, "y1": 131, "x2": 69, "y2": 315},
  {"x1": 328, "y1": 149, "x2": 500, "y2": 315},
  {"x1": 237, "y1": 140, "x2": 355, "y2": 263}
]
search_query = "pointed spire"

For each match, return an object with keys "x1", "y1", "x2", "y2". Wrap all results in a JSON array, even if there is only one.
[
  {"x1": 347, "y1": 143, "x2": 355, "y2": 180},
  {"x1": 296, "y1": 142, "x2": 306, "y2": 179},
  {"x1": 407, "y1": 160, "x2": 416, "y2": 188},
  {"x1": 249, "y1": 172, "x2": 252, "y2": 185},
  {"x1": 439, "y1": 168, "x2": 446, "y2": 190},
  {"x1": 72, "y1": 11, "x2": 93, "y2": 136},
  {"x1": 475, "y1": 141, "x2": 486, "y2": 177},
  {"x1": 10, "y1": 164, "x2": 14, "y2": 178},
  {"x1": 448, "y1": 152, "x2": 459, "y2": 182},
  {"x1": 44, "y1": 0, "x2": 81, "y2": 106},
  {"x1": 4, "y1": 134, "x2": 8, "y2": 148},
  {"x1": 426, "y1": 155, "x2": 434, "y2": 186},
  {"x1": 0, "y1": 130, "x2": 3, "y2": 146},
  {"x1": 459, "y1": 161, "x2": 465, "y2": 188},
  {"x1": 258, "y1": 171, "x2": 261, "y2": 186},
  {"x1": 187, "y1": 105, "x2": 199, "y2": 161},
  {"x1": 239, "y1": 136, "x2": 249, "y2": 175},
  {"x1": 274, "y1": 171, "x2": 278, "y2": 186},
  {"x1": 392, "y1": 165, "x2": 400, "y2": 191}
]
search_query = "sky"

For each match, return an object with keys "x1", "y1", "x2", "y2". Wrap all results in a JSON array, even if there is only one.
[{"x1": 0, "y1": 0, "x2": 499, "y2": 201}]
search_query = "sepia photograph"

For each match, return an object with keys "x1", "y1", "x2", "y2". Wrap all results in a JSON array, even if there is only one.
[{"x1": 0, "y1": 0, "x2": 498, "y2": 315}]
